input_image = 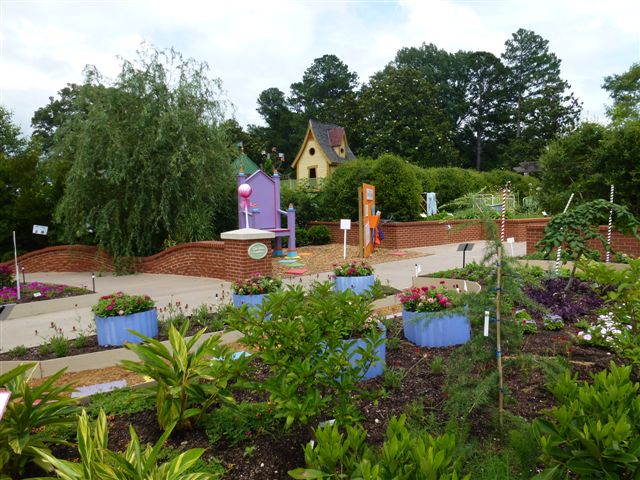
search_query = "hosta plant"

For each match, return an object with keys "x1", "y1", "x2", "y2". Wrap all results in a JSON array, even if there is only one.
[
  {"x1": 0, "y1": 364, "x2": 78, "y2": 478},
  {"x1": 33, "y1": 409, "x2": 216, "y2": 479},
  {"x1": 121, "y1": 320, "x2": 248, "y2": 431},
  {"x1": 289, "y1": 414, "x2": 469, "y2": 479}
]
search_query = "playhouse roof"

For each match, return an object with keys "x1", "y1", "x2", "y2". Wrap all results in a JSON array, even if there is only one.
[
  {"x1": 232, "y1": 152, "x2": 260, "y2": 175},
  {"x1": 292, "y1": 119, "x2": 356, "y2": 168}
]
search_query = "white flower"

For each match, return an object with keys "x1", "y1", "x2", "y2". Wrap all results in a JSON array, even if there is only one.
[
  {"x1": 583, "y1": 334, "x2": 592, "y2": 341},
  {"x1": 577, "y1": 331, "x2": 584, "y2": 337}
]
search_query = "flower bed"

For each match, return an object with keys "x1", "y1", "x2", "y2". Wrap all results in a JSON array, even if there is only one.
[
  {"x1": 231, "y1": 273, "x2": 282, "y2": 310},
  {"x1": 0, "y1": 282, "x2": 92, "y2": 305}
]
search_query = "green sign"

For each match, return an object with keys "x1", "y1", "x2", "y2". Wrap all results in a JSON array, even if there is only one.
[{"x1": 248, "y1": 242, "x2": 268, "y2": 260}]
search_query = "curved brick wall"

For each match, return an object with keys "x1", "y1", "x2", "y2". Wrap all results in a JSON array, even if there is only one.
[
  {"x1": 0, "y1": 245, "x2": 115, "y2": 274},
  {"x1": 137, "y1": 241, "x2": 225, "y2": 277}
]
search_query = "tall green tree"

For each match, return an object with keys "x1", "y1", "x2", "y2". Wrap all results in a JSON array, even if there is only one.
[
  {"x1": 252, "y1": 87, "x2": 304, "y2": 172},
  {"x1": 289, "y1": 54, "x2": 359, "y2": 123},
  {"x1": 0, "y1": 108, "x2": 52, "y2": 259},
  {"x1": 54, "y1": 47, "x2": 235, "y2": 259},
  {"x1": 539, "y1": 121, "x2": 640, "y2": 216},
  {"x1": 500, "y1": 29, "x2": 581, "y2": 166},
  {"x1": 456, "y1": 51, "x2": 510, "y2": 171},
  {"x1": 353, "y1": 66, "x2": 460, "y2": 167},
  {"x1": 603, "y1": 62, "x2": 640, "y2": 124}
]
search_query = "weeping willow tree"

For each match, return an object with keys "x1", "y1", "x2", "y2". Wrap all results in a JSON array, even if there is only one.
[{"x1": 54, "y1": 45, "x2": 236, "y2": 260}]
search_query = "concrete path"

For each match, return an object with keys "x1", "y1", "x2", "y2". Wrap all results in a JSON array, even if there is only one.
[{"x1": 0, "y1": 241, "x2": 526, "y2": 351}]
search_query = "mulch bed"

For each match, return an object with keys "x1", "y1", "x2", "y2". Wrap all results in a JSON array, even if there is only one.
[{"x1": 42, "y1": 312, "x2": 625, "y2": 479}]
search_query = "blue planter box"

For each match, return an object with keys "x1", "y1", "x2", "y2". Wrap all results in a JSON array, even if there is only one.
[
  {"x1": 402, "y1": 309, "x2": 470, "y2": 348},
  {"x1": 95, "y1": 309, "x2": 158, "y2": 347},
  {"x1": 343, "y1": 325, "x2": 386, "y2": 380},
  {"x1": 334, "y1": 275, "x2": 375, "y2": 295}
]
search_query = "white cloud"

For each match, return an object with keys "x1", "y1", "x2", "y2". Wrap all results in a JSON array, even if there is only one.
[{"x1": 1, "y1": 0, "x2": 638, "y2": 133}]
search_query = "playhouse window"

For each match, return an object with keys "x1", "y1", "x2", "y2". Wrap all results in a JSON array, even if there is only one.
[
  {"x1": 309, "y1": 167, "x2": 317, "y2": 178},
  {"x1": 309, "y1": 147, "x2": 315, "y2": 155}
]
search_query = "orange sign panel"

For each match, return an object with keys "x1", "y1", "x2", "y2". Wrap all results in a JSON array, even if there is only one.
[{"x1": 360, "y1": 183, "x2": 377, "y2": 258}]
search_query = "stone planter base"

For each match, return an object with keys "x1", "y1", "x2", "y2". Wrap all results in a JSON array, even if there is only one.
[
  {"x1": 95, "y1": 309, "x2": 158, "y2": 347},
  {"x1": 334, "y1": 275, "x2": 375, "y2": 295},
  {"x1": 402, "y1": 309, "x2": 470, "y2": 348}
]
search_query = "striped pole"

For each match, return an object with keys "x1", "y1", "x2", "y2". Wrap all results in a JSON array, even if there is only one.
[
  {"x1": 605, "y1": 185, "x2": 615, "y2": 263},
  {"x1": 500, "y1": 187, "x2": 507, "y2": 243},
  {"x1": 554, "y1": 193, "x2": 575, "y2": 274}
]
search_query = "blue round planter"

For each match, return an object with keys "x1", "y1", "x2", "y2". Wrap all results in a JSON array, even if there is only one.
[
  {"x1": 232, "y1": 293, "x2": 267, "y2": 309},
  {"x1": 95, "y1": 309, "x2": 158, "y2": 347},
  {"x1": 402, "y1": 309, "x2": 470, "y2": 348},
  {"x1": 334, "y1": 275, "x2": 375, "y2": 295},
  {"x1": 343, "y1": 324, "x2": 386, "y2": 380}
]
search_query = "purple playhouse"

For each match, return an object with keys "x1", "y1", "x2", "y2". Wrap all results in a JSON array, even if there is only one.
[{"x1": 237, "y1": 170, "x2": 297, "y2": 258}]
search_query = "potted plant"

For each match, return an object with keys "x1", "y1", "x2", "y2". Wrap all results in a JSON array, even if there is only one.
[
  {"x1": 398, "y1": 284, "x2": 470, "y2": 348},
  {"x1": 333, "y1": 261, "x2": 375, "y2": 295},
  {"x1": 232, "y1": 273, "x2": 282, "y2": 310},
  {"x1": 340, "y1": 311, "x2": 386, "y2": 380},
  {"x1": 92, "y1": 292, "x2": 156, "y2": 346}
]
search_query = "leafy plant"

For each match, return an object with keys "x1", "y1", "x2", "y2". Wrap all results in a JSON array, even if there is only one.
[
  {"x1": 0, "y1": 265, "x2": 13, "y2": 288},
  {"x1": 33, "y1": 409, "x2": 216, "y2": 479},
  {"x1": 533, "y1": 361, "x2": 640, "y2": 479},
  {"x1": 201, "y1": 402, "x2": 279, "y2": 446},
  {"x1": 92, "y1": 291, "x2": 155, "y2": 317},
  {"x1": 121, "y1": 321, "x2": 247, "y2": 431},
  {"x1": 542, "y1": 314, "x2": 564, "y2": 331},
  {"x1": 289, "y1": 415, "x2": 469, "y2": 479},
  {"x1": 86, "y1": 387, "x2": 155, "y2": 418},
  {"x1": 383, "y1": 367, "x2": 406, "y2": 390},
  {"x1": 306, "y1": 225, "x2": 332, "y2": 245},
  {"x1": 228, "y1": 283, "x2": 384, "y2": 428},
  {"x1": 521, "y1": 319, "x2": 538, "y2": 335},
  {"x1": 430, "y1": 355, "x2": 446, "y2": 375},
  {"x1": 7, "y1": 344, "x2": 28, "y2": 358},
  {"x1": 536, "y1": 199, "x2": 639, "y2": 289},
  {"x1": 0, "y1": 364, "x2": 78, "y2": 478}
]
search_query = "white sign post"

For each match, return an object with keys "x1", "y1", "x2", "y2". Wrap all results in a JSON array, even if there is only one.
[
  {"x1": 506, "y1": 237, "x2": 515, "y2": 257},
  {"x1": 340, "y1": 219, "x2": 351, "y2": 259}
]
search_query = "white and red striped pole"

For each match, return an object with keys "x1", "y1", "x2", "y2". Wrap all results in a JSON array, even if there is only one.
[
  {"x1": 554, "y1": 193, "x2": 575, "y2": 274},
  {"x1": 605, "y1": 184, "x2": 615, "y2": 263},
  {"x1": 500, "y1": 187, "x2": 507, "y2": 243}
]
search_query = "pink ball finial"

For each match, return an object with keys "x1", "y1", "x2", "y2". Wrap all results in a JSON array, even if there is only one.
[{"x1": 238, "y1": 183, "x2": 252, "y2": 199}]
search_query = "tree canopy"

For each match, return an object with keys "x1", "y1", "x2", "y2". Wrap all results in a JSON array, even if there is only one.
[{"x1": 54, "y1": 47, "x2": 235, "y2": 259}]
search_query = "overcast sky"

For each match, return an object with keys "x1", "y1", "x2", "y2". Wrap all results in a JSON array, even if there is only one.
[{"x1": 1, "y1": 0, "x2": 639, "y2": 135}]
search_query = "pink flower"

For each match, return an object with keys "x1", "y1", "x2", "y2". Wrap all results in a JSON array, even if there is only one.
[
  {"x1": 106, "y1": 305, "x2": 114, "y2": 311},
  {"x1": 118, "y1": 310, "x2": 125, "y2": 315}
]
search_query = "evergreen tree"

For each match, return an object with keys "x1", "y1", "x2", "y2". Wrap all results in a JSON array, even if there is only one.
[{"x1": 500, "y1": 29, "x2": 581, "y2": 166}]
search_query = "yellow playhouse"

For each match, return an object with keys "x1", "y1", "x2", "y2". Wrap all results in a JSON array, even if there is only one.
[{"x1": 291, "y1": 119, "x2": 356, "y2": 184}]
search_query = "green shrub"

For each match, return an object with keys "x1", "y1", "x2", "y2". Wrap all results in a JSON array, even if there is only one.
[
  {"x1": 306, "y1": 225, "x2": 332, "y2": 245},
  {"x1": 201, "y1": 402, "x2": 279, "y2": 446},
  {"x1": 121, "y1": 321, "x2": 248, "y2": 431},
  {"x1": 370, "y1": 154, "x2": 422, "y2": 221},
  {"x1": 533, "y1": 362, "x2": 640, "y2": 479},
  {"x1": 228, "y1": 283, "x2": 384, "y2": 428},
  {"x1": 289, "y1": 414, "x2": 469, "y2": 479},
  {"x1": 0, "y1": 364, "x2": 78, "y2": 478}
]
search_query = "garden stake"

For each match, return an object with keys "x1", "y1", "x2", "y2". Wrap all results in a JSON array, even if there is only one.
[
  {"x1": 605, "y1": 184, "x2": 615, "y2": 263},
  {"x1": 554, "y1": 193, "x2": 575, "y2": 274},
  {"x1": 496, "y1": 187, "x2": 506, "y2": 429}
]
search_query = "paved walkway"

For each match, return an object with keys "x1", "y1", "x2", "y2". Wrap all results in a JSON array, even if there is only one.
[{"x1": 0, "y1": 241, "x2": 526, "y2": 351}]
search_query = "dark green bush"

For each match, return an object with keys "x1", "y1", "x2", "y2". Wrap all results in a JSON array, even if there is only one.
[{"x1": 306, "y1": 225, "x2": 331, "y2": 245}]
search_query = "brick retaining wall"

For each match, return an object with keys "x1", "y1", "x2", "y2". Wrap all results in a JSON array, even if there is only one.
[
  {"x1": 526, "y1": 225, "x2": 640, "y2": 258},
  {"x1": 0, "y1": 240, "x2": 272, "y2": 282},
  {"x1": 310, "y1": 218, "x2": 551, "y2": 250}
]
